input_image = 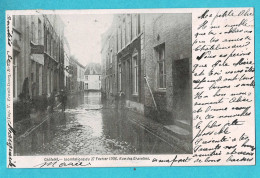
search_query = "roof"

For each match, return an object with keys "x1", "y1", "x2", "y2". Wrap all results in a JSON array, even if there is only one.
[
  {"x1": 84, "y1": 63, "x2": 101, "y2": 75},
  {"x1": 70, "y1": 55, "x2": 85, "y2": 68}
]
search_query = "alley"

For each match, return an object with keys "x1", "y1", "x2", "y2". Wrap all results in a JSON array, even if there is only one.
[{"x1": 14, "y1": 91, "x2": 182, "y2": 156}]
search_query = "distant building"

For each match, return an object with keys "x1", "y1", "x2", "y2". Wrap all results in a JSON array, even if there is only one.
[
  {"x1": 69, "y1": 56, "x2": 85, "y2": 93},
  {"x1": 76, "y1": 61, "x2": 85, "y2": 91},
  {"x1": 84, "y1": 63, "x2": 101, "y2": 91}
]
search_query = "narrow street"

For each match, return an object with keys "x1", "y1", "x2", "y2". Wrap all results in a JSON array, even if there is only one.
[{"x1": 15, "y1": 91, "x2": 182, "y2": 156}]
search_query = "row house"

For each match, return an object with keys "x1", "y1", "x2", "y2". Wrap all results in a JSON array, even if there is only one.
[
  {"x1": 101, "y1": 14, "x2": 145, "y2": 110},
  {"x1": 76, "y1": 60, "x2": 85, "y2": 91},
  {"x1": 68, "y1": 56, "x2": 78, "y2": 93},
  {"x1": 101, "y1": 13, "x2": 192, "y2": 133},
  {"x1": 12, "y1": 14, "x2": 65, "y2": 103},
  {"x1": 69, "y1": 56, "x2": 85, "y2": 92},
  {"x1": 44, "y1": 15, "x2": 65, "y2": 96},
  {"x1": 101, "y1": 19, "x2": 117, "y2": 99}
]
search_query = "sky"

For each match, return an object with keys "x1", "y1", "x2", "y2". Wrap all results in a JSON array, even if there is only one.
[{"x1": 60, "y1": 14, "x2": 114, "y2": 66}]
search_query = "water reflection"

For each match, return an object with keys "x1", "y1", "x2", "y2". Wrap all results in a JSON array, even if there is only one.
[
  {"x1": 15, "y1": 91, "x2": 180, "y2": 155},
  {"x1": 101, "y1": 109, "x2": 178, "y2": 154}
]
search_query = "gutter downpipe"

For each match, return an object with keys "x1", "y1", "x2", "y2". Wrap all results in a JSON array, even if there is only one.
[{"x1": 144, "y1": 75, "x2": 158, "y2": 111}]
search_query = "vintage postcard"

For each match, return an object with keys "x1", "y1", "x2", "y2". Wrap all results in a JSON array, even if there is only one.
[{"x1": 6, "y1": 8, "x2": 255, "y2": 168}]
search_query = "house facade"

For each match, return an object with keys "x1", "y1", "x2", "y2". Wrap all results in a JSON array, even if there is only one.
[
  {"x1": 76, "y1": 61, "x2": 85, "y2": 91},
  {"x1": 144, "y1": 14, "x2": 192, "y2": 126},
  {"x1": 101, "y1": 13, "x2": 192, "y2": 131},
  {"x1": 69, "y1": 56, "x2": 85, "y2": 93},
  {"x1": 12, "y1": 14, "x2": 65, "y2": 101},
  {"x1": 84, "y1": 63, "x2": 101, "y2": 91}
]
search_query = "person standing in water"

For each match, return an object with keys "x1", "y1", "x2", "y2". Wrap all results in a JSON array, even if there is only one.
[{"x1": 60, "y1": 89, "x2": 67, "y2": 112}]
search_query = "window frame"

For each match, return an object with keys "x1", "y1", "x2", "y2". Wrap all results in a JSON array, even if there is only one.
[
  {"x1": 31, "y1": 21, "x2": 35, "y2": 43},
  {"x1": 155, "y1": 43, "x2": 166, "y2": 90},
  {"x1": 110, "y1": 49, "x2": 113, "y2": 67},
  {"x1": 118, "y1": 63, "x2": 122, "y2": 91},
  {"x1": 38, "y1": 18, "x2": 42, "y2": 45},
  {"x1": 122, "y1": 18, "x2": 126, "y2": 48},
  {"x1": 132, "y1": 52, "x2": 139, "y2": 95}
]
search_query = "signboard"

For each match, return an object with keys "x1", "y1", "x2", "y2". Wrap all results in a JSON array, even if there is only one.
[{"x1": 30, "y1": 42, "x2": 44, "y2": 54}]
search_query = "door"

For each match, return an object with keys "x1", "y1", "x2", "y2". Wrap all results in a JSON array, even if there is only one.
[{"x1": 174, "y1": 58, "x2": 192, "y2": 123}]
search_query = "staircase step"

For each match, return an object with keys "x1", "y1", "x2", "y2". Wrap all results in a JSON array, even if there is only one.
[
  {"x1": 175, "y1": 119, "x2": 191, "y2": 131},
  {"x1": 164, "y1": 125, "x2": 190, "y2": 140}
]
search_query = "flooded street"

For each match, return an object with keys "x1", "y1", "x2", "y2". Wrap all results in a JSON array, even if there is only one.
[{"x1": 15, "y1": 91, "x2": 179, "y2": 156}]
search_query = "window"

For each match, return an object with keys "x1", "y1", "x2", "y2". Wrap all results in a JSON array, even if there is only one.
[
  {"x1": 122, "y1": 18, "x2": 126, "y2": 47},
  {"x1": 99, "y1": 76, "x2": 101, "y2": 80},
  {"x1": 137, "y1": 14, "x2": 140, "y2": 35},
  {"x1": 53, "y1": 40, "x2": 56, "y2": 59},
  {"x1": 156, "y1": 44, "x2": 166, "y2": 89},
  {"x1": 39, "y1": 65, "x2": 42, "y2": 95},
  {"x1": 132, "y1": 14, "x2": 137, "y2": 38},
  {"x1": 110, "y1": 49, "x2": 113, "y2": 66},
  {"x1": 111, "y1": 75, "x2": 113, "y2": 93},
  {"x1": 85, "y1": 75, "x2": 88, "y2": 80},
  {"x1": 50, "y1": 37, "x2": 53, "y2": 57},
  {"x1": 118, "y1": 64, "x2": 122, "y2": 91},
  {"x1": 131, "y1": 14, "x2": 140, "y2": 39},
  {"x1": 106, "y1": 54, "x2": 109, "y2": 69},
  {"x1": 47, "y1": 69, "x2": 50, "y2": 95},
  {"x1": 31, "y1": 22, "x2": 35, "y2": 42},
  {"x1": 132, "y1": 53, "x2": 138, "y2": 94},
  {"x1": 56, "y1": 42, "x2": 59, "y2": 59},
  {"x1": 126, "y1": 14, "x2": 131, "y2": 44},
  {"x1": 117, "y1": 26, "x2": 121, "y2": 51},
  {"x1": 85, "y1": 83, "x2": 88, "y2": 90},
  {"x1": 38, "y1": 19, "x2": 42, "y2": 44},
  {"x1": 44, "y1": 28, "x2": 47, "y2": 52},
  {"x1": 47, "y1": 33, "x2": 51, "y2": 55},
  {"x1": 31, "y1": 61, "x2": 36, "y2": 97},
  {"x1": 50, "y1": 70, "x2": 53, "y2": 92}
]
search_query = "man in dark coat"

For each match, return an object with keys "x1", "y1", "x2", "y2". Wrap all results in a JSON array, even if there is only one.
[{"x1": 60, "y1": 89, "x2": 67, "y2": 112}]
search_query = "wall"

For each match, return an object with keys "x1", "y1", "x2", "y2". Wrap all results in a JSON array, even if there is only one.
[
  {"x1": 144, "y1": 13, "x2": 192, "y2": 122},
  {"x1": 13, "y1": 15, "x2": 45, "y2": 101}
]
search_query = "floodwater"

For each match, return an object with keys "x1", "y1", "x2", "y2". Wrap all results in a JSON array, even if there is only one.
[{"x1": 14, "y1": 91, "x2": 179, "y2": 156}]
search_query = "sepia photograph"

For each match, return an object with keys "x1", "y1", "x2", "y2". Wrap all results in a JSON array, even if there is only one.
[{"x1": 12, "y1": 12, "x2": 193, "y2": 156}]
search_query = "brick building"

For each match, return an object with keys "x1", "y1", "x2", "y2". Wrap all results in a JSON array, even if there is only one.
[{"x1": 101, "y1": 13, "x2": 192, "y2": 133}]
